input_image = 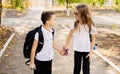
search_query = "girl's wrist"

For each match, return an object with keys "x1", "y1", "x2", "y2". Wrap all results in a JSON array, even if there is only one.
[
  {"x1": 90, "y1": 49, "x2": 93, "y2": 53},
  {"x1": 64, "y1": 46, "x2": 68, "y2": 49},
  {"x1": 63, "y1": 46, "x2": 69, "y2": 56},
  {"x1": 63, "y1": 46, "x2": 68, "y2": 50}
]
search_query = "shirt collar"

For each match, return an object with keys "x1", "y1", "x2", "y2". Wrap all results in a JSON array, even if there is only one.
[{"x1": 42, "y1": 26, "x2": 53, "y2": 33}]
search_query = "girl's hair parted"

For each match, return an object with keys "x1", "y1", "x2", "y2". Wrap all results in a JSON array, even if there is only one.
[{"x1": 74, "y1": 4, "x2": 95, "y2": 31}]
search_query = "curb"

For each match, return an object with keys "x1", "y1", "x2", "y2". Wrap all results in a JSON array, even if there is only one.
[
  {"x1": 0, "y1": 33, "x2": 15, "y2": 58},
  {"x1": 93, "y1": 50, "x2": 120, "y2": 73}
]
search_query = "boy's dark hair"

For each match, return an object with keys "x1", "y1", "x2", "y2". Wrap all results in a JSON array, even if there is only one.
[{"x1": 41, "y1": 11, "x2": 54, "y2": 24}]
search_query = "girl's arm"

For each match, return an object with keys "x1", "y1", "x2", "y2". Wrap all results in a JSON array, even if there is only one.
[
  {"x1": 64, "y1": 30, "x2": 74, "y2": 49},
  {"x1": 29, "y1": 39, "x2": 38, "y2": 70},
  {"x1": 86, "y1": 34, "x2": 96, "y2": 58}
]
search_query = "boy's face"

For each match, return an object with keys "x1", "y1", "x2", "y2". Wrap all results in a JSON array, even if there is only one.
[{"x1": 47, "y1": 14, "x2": 56, "y2": 27}]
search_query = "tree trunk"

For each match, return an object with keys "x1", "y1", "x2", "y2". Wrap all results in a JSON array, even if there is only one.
[
  {"x1": 0, "y1": 0, "x2": 2, "y2": 26},
  {"x1": 52, "y1": 0, "x2": 54, "y2": 6},
  {"x1": 66, "y1": 0, "x2": 69, "y2": 16}
]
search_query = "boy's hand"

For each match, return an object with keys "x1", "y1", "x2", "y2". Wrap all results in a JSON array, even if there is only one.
[
  {"x1": 59, "y1": 50, "x2": 65, "y2": 56},
  {"x1": 29, "y1": 63, "x2": 36, "y2": 70}
]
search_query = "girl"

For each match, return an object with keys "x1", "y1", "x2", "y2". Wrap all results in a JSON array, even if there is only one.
[
  {"x1": 29, "y1": 11, "x2": 64, "y2": 74},
  {"x1": 64, "y1": 4, "x2": 97, "y2": 74}
]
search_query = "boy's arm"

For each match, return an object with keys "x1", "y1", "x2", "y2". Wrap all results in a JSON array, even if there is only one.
[
  {"x1": 53, "y1": 41, "x2": 65, "y2": 55},
  {"x1": 29, "y1": 39, "x2": 38, "y2": 69},
  {"x1": 53, "y1": 41, "x2": 60, "y2": 52}
]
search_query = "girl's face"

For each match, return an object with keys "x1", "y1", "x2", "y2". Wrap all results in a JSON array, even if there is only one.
[
  {"x1": 74, "y1": 8, "x2": 79, "y2": 21},
  {"x1": 47, "y1": 14, "x2": 56, "y2": 27}
]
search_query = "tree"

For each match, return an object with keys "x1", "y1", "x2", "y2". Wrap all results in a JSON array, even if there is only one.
[
  {"x1": 66, "y1": 0, "x2": 69, "y2": 16},
  {"x1": 0, "y1": 0, "x2": 2, "y2": 26},
  {"x1": 115, "y1": 0, "x2": 120, "y2": 5}
]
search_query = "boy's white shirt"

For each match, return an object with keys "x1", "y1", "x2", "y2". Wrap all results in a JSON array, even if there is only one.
[
  {"x1": 34, "y1": 26, "x2": 54, "y2": 61},
  {"x1": 70, "y1": 24, "x2": 97, "y2": 52}
]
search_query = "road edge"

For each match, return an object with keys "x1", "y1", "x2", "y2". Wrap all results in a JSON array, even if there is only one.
[{"x1": 0, "y1": 33, "x2": 15, "y2": 58}]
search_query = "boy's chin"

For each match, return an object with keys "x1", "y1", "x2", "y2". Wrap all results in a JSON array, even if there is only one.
[{"x1": 51, "y1": 25, "x2": 54, "y2": 28}]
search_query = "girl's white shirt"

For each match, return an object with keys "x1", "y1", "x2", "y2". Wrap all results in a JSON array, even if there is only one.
[
  {"x1": 34, "y1": 26, "x2": 54, "y2": 61},
  {"x1": 70, "y1": 24, "x2": 97, "y2": 52}
]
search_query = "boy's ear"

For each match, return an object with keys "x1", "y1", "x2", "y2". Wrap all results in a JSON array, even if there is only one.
[
  {"x1": 46, "y1": 20, "x2": 49, "y2": 24},
  {"x1": 46, "y1": 20, "x2": 51, "y2": 25}
]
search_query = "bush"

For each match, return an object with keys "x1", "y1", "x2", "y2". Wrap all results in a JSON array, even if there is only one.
[
  {"x1": 3, "y1": 0, "x2": 25, "y2": 12},
  {"x1": 57, "y1": 0, "x2": 107, "y2": 7},
  {"x1": 115, "y1": 5, "x2": 120, "y2": 12}
]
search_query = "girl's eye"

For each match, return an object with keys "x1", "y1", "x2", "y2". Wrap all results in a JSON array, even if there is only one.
[{"x1": 74, "y1": 12, "x2": 78, "y2": 15}]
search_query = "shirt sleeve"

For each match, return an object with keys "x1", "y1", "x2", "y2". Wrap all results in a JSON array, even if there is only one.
[
  {"x1": 34, "y1": 32, "x2": 39, "y2": 41},
  {"x1": 90, "y1": 26, "x2": 97, "y2": 35}
]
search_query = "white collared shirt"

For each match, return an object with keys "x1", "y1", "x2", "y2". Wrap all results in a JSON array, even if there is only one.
[
  {"x1": 71, "y1": 24, "x2": 97, "y2": 52},
  {"x1": 34, "y1": 26, "x2": 54, "y2": 61}
]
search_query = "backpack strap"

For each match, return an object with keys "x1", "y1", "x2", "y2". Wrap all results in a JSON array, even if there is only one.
[
  {"x1": 36, "y1": 25, "x2": 44, "y2": 53},
  {"x1": 52, "y1": 28, "x2": 55, "y2": 38},
  {"x1": 25, "y1": 60, "x2": 30, "y2": 66},
  {"x1": 89, "y1": 28, "x2": 92, "y2": 42}
]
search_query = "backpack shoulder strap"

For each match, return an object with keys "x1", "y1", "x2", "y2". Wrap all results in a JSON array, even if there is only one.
[
  {"x1": 89, "y1": 28, "x2": 92, "y2": 42},
  {"x1": 36, "y1": 25, "x2": 44, "y2": 52},
  {"x1": 52, "y1": 28, "x2": 55, "y2": 38}
]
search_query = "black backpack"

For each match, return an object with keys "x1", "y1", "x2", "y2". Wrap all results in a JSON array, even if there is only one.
[{"x1": 23, "y1": 25, "x2": 54, "y2": 65}]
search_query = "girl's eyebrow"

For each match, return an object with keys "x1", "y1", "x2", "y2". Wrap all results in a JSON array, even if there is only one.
[{"x1": 74, "y1": 12, "x2": 78, "y2": 15}]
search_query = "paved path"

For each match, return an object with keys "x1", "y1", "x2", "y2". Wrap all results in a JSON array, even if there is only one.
[{"x1": 0, "y1": 10, "x2": 119, "y2": 74}]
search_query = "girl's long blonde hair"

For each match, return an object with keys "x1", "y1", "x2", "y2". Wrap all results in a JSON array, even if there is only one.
[{"x1": 74, "y1": 4, "x2": 95, "y2": 31}]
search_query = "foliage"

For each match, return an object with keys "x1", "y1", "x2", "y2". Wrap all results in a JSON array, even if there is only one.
[
  {"x1": 3, "y1": 0, "x2": 25, "y2": 12},
  {"x1": 115, "y1": 5, "x2": 120, "y2": 12},
  {"x1": 57, "y1": 0, "x2": 79, "y2": 4},
  {"x1": 111, "y1": 24, "x2": 118, "y2": 29},
  {"x1": 115, "y1": 0, "x2": 120, "y2": 5},
  {"x1": 57, "y1": 0, "x2": 107, "y2": 6}
]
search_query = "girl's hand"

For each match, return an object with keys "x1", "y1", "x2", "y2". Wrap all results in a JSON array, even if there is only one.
[
  {"x1": 86, "y1": 53, "x2": 92, "y2": 58},
  {"x1": 63, "y1": 47, "x2": 69, "y2": 56},
  {"x1": 29, "y1": 63, "x2": 36, "y2": 70},
  {"x1": 86, "y1": 50, "x2": 93, "y2": 58}
]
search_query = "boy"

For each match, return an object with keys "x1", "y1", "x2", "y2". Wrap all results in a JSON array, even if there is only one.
[{"x1": 29, "y1": 11, "x2": 64, "y2": 74}]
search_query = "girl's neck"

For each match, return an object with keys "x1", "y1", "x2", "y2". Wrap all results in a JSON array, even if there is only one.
[{"x1": 43, "y1": 24, "x2": 51, "y2": 32}]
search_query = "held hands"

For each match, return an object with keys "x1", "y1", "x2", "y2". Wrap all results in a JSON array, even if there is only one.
[
  {"x1": 59, "y1": 50, "x2": 65, "y2": 56},
  {"x1": 63, "y1": 47, "x2": 68, "y2": 56},
  {"x1": 58, "y1": 47, "x2": 69, "y2": 56}
]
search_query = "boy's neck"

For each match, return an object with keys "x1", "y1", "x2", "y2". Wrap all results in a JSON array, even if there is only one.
[{"x1": 43, "y1": 24, "x2": 51, "y2": 32}]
